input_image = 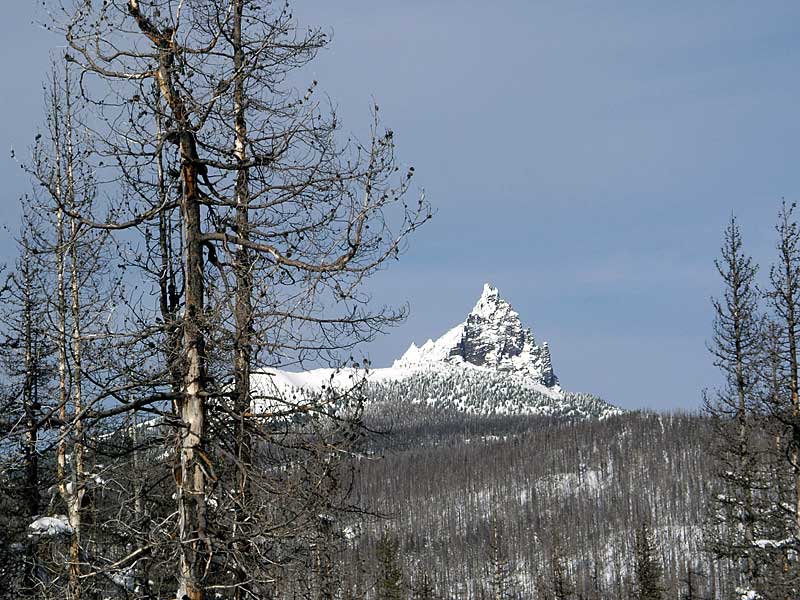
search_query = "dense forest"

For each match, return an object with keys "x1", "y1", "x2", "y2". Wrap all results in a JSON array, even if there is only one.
[
  {"x1": 344, "y1": 409, "x2": 725, "y2": 600},
  {"x1": 0, "y1": 402, "x2": 739, "y2": 599},
  {"x1": 362, "y1": 369, "x2": 619, "y2": 420}
]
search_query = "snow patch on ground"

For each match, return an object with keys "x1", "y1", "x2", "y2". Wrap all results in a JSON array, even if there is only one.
[
  {"x1": 254, "y1": 360, "x2": 565, "y2": 403},
  {"x1": 535, "y1": 468, "x2": 609, "y2": 498}
]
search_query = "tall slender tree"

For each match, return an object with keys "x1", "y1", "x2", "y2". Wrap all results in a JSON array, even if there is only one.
[
  {"x1": 634, "y1": 521, "x2": 664, "y2": 600},
  {"x1": 759, "y1": 201, "x2": 800, "y2": 595},
  {"x1": 45, "y1": 1, "x2": 429, "y2": 596},
  {"x1": 20, "y1": 59, "x2": 122, "y2": 599},
  {"x1": 705, "y1": 215, "x2": 764, "y2": 585},
  {"x1": 0, "y1": 218, "x2": 50, "y2": 597},
  {"x1": 376, "y1": 533, "x2": 406, "y2": 600}
]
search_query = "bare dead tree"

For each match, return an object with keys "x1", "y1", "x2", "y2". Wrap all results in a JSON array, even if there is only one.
[
  {"x1": 9, "y1": 59, "x2": 127, "y2": 599},
  {"x1": 705, "y1": 207, "x2": 800, "y2": 598},
  {"x1": 768, "y1": 203, "x2": 800, "y2": 531},
  {"x1": 704, "y1": 215, "x2": 764, "y2": 585},
  {"x1": 0, "y1": 212, "x2": 54, "y2": 598},
  {"x1": 760, "y1": 201, "x2": 800, "y2": 595},
  {"x1": 33, "y1": 1, "x2": 432, "y2": 597}
]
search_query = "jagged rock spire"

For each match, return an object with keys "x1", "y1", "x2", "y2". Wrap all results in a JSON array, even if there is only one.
[{"x1": 396, "y1": 284, "x2": 559, "y2": 389}]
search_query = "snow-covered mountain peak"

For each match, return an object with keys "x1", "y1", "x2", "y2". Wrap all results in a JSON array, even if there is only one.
[
  {"x1": 253, "y1": 284, "x2": 620, "y2": 420},
  {"x1": 467, "y1": 282, "x2": 524, "y2": 335},
  {"x1": 394, "y1": 284, "x2": 559, "y2": 390},
  {"x1": 474, "y1": 282, "x2": 500, "y2": 308}
]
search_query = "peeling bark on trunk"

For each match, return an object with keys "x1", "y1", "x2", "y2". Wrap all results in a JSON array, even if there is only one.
[
  {"x1": 125, "y1": 5, "x2": 212, "y2": 597},
  {"x1": 52, "y1": 103, "x2": 84, "y2": 599},
  {"x1": 177, "y1": 153, "x2": 209, "y2": 600},
  {"x1": 65, "y1": 69, "x2": 86, "y2": 600}
]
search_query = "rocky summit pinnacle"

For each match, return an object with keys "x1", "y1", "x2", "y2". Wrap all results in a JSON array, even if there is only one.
[
  {"x1": 395, "y1": 283, "x2": 559, "y2": 389},
  {"x1": 257, "y1": 283, "x2": 620, "y2": 419}
]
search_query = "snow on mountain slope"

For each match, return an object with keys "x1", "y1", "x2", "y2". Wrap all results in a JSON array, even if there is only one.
[
  {"x1": 395, "y1": 283, "x2": 558, "y2": 388},
  {"x1": 252, "y1": 284, "x2": 621, "y2": 419}
]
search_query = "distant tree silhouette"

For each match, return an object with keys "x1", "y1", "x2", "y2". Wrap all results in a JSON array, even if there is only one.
[
  {"x1": 411, "y1": 569, "x2": 438, "y2": 600},
  {"x1": 634, "y1": 521, "x2": 664, "y2": 600},
  {"x1": 488, "y1": 517, "x2": 518, "y2": 600},
  {"x1": 376, "y1": 533, "x2": 406, "y2": 600}
]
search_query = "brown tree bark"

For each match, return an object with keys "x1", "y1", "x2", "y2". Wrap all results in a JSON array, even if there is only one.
[
  {"x1": 126, "y1": 4, "x2": 210, "y2": 597},
  {"x1": 232, "y1": 0, "x2": 253, "y2": 507}
]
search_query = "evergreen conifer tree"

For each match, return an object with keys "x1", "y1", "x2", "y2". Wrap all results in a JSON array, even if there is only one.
[
  {"x1": 488, "y1": 517, "x2": 518, "y2": 600},
  {"x1": 376, "y1": 534, "x2": 406, "y2": 600},
  {"x1": 634, "y1": 521, "x2": 664, "y2": 600}
]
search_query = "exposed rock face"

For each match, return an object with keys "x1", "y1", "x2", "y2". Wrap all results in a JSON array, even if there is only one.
[
  {"x1": 396, "y1": 283, "x2": 559, "y2": 389},
  {"x1": 256, "y1": 283, "x2": 621, "y2": 419}
]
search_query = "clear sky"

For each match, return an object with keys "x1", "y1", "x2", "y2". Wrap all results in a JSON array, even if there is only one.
[{"x1": 2, "y1": 2, "x2": 799, "y2": 410}]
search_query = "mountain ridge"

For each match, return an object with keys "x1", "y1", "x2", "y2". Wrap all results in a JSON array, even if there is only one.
[{"x1": 253, "y1": 284, "x2": 621, "y2": 419}]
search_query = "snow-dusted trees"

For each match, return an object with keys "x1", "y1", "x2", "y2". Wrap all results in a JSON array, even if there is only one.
[
  {"x1": 705, "y1": 205, "x2": 800, "y2": 598},
  {"x1": 342, "y1": 410, "x2": 717, "y2": 599}
]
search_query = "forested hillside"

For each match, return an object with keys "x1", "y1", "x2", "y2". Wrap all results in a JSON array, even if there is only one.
[
  {"x1": 362, "y1": 370, "x2": 619, "y2": 420},
  {"x1": 266, "y1": 409, "x2": 736, "y2": 599}
]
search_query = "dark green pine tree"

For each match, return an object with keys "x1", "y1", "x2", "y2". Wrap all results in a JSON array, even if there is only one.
[
  {"x1": 634, "y1": 521, "x2": 664, "y2": 600},
  {"x1": 376, "y1": 533, "x2": 406, "y2": 600}
]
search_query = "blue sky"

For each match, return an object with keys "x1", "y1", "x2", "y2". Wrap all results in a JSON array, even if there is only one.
[{"x1": 2, "y1": 2, "x2": 798, "y2": 410}]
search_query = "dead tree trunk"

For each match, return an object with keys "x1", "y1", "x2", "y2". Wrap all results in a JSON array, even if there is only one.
[
  {"x1": 770, "y1": 204, "x2": 800, "y2": 538},
  {"x1": 64, "y1": 66, "x2": 86, "y2": 600},
  {"x1": 178, "y1": 146, "x2": 209, "y2": 600},
  {"x1": 20, "y1": 242, "x2": 40, "y2": 595},
  {"x1": 126, "y1": 3, "x2": 211, "y2": 597},
  {"x1": 232, "y1": 0, "x2": 253, "y2": 514},
  {"x1": 51, "y1": 81, "x2": 85, "y2": 599}
]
